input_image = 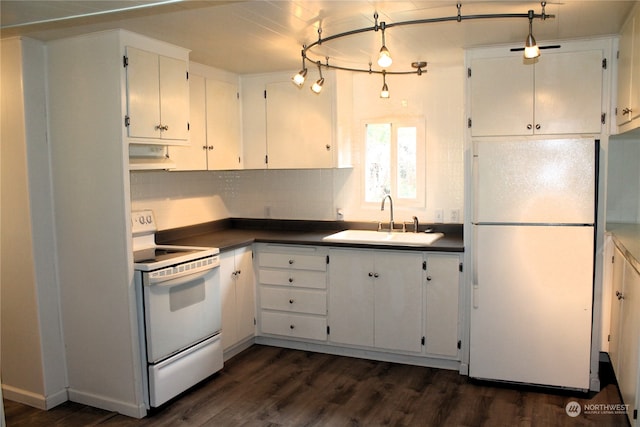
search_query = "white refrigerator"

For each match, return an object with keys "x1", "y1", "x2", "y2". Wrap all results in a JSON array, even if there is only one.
[{"x1": 470, "y1": 138, "x2": 597, "y2": 390}]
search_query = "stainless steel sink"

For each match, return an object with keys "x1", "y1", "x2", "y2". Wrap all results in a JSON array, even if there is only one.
[{"x1": 323, "y1": 229, "x2": 444, "y2": 246}]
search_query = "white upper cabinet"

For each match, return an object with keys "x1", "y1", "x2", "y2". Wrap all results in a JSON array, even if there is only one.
[
  {"x1": 469, "y1": 45, "x2": 604, "y2": 137},
  {"x1": 616, "y1": 4, "x2": 640, "y2": 130},
  {"x1": 170, "y1": 73, "x2": 241, "y2": 170},
  {"x1": 266, "y1": 80, "x2": 333, "y2": 169},
  {"x1": 241, "y1": 70, "x2": 352, "y2": 169},
  {"x1": 125, "y1": 46, "x2": 189, "y2": 144}
]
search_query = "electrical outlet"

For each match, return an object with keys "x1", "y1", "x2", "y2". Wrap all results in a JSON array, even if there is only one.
[
  {"x1": 435, "y1": 209, "x2": 444, "y2": 223},
  {"x1": 450, "y1": 209, "x2": 460, "y2": 223}
]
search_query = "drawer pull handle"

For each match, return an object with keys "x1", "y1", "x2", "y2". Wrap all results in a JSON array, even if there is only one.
[{"x1": 289, "y1": 299, "x2": 294, "y2": 304}]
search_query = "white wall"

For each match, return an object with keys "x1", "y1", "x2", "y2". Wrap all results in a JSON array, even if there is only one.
[
  {"x1": 131, "y1": 63, "x2": 465, "y2": 230},
  {"x1": 1, "y1": 37, "x2": 67, "y2": 409},
  {"x1": 607, "y1": 135, "x2": 640, "y2": 223}
]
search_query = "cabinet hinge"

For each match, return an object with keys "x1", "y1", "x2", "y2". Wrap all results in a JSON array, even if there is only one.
[
  {"x1": 421, "y1": 336, "x2": 425, "y2": 346},
  {"x1": 326, "y1": 255, "x2": 330, "y2": 264},
  {"x1": 608, "y1": 334, "x2": 611, "y2": 342},
  {"x1": 422, "y1": 261, "x2": 427, "y2": 271},
  {"x1": 459, "y1": 262, "x2": 463, "y2": 272},
  {"x1": 123, "y1": 55, "x2": 128, "y2": 68},
  {"x1": 601, "y1": 113, "x2": 606, "y2": 125},
  {"x1": 467, "y1": 68, "x2": 471, "y2": 78},
  {"x1": 124, "y1": 116, "x2": 130, "y2": 127},
  {"x1": 457, "y1": 340, "x2": 462, "y2": 349},
  {"x1": 186, "y1": 71, "x2": 189, "y2": 80},
  {"x1": 602, "y1": 58, "x2": 607, "y2": 70},
  {"x1": 264, "y1": 90, "x2": 267, "y2": 99},
  {"x1": 238, "y1": 156, "x2": 241, "y2": 164},
  {"x1": 612, "y1": 255, "x2": 615, "y2": 264},
  {"x1": 265, "y1": 155, "x2": 268, "y2": 164},
  {"x1": 327, "y1": 326, "x2": 330, "y2": 335},
  {"x1": 617, "y1": 50, "x2": 620, "y2": 60},
  {"x1": 187, "y1": 122, "x2": 190, "y2": 131},
  {"x1": 467, "y1": 118, "x2": 472, "y2": 128},
  {"x1": 254, "y1": 318, "x2": 257, "y2": 326},
  {"x1": 634, "y1": 409, "x2": 638, "y2": 420}
]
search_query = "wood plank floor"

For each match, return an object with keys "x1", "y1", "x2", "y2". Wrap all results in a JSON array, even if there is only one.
[{"x1": 5, "y1": 345, "x2": 631, "y2": 426}]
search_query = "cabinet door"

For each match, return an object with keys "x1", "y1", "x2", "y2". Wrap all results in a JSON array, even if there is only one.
[
  {"x1": 617, "y1": 16, "x2": 634, "y2": 126},
  {"x1": 328, "y1": 249, "x2": 374, "y2": 347},
  {"x1": 220, "y1": 250, "x2": 238, "y2": 350},
  {"x1": 619, "y1": 261, "x2": 640, "y2": 425},
  {"x1": 266, "y1": 81, "x2": 333, "y2": 169},
  {"x1": 534, "y1": 50, "x2": 602, "y2": 135},
  {"x1": 470, "y1": 56, "x2": 533, "y2": 136},
  {"x1": 424, "y1": 254, "x2": 460, "y2": 357},
  {"x1": 158, "y1": 55, "x2": 189, "y2": 141},
  {"x1": 609, "y1": 246, "x2": 625, "y2": 372},
  {"x1": 234, "y1": 247, "x2": 256, "y2": 343},
  {"x1": 374, "y1": 251, "x2": 423, "y2": 353},
  {"x1": 169, "y1": 73, "x2": 207, "y2": 170},
  {"x1": 207, "y1": 79, "x2": 242, "y2": 170},
  {"x1": 126, "y1": 47, "x2": 161, "y2": 139}
]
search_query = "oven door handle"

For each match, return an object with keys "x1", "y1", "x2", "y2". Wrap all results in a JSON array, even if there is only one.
[{"x1": 148, "y1": 265, "x2": 217, "y2": 288}]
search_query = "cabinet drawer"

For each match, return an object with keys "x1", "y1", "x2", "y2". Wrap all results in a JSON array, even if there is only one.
[
  {"x1": 259, "y1": 269, "x2": 326, "y2": 289},
  {"x1": 260, "y1": 287, "x2": 327, "y2": 315},
  {"x1": 259, "y1": 252, "x2": 327, "y2": 271},
  {"x1": 261, "y1": 312, "x2": 327, "y2": 341}
]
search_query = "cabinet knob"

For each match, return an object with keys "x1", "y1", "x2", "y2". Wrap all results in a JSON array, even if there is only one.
[
  {"x1": 325, "y1": 144, "x2": 331, "y2": 151},
  {"x1": 202, "y1": 145, "x2": 208, "y2": 150},
  {"x1": 527, "y1": 124, "x2": 532, "y2": 130},
  {"x1": 623, "y1": 107, "x2": 632, "y2": 115},
  {"x1": 289, "y1": 299, "x2": 294, "y2": 304},
  {"x1": 208, "y1": 145, "x2": 214, "y2": 150},
  {"x1": 155, "y1": 124, "x2": 163, "y2": 131},
  {"x1": 616, "y1": 290, "x2": 625, "y2": 300},
  {"x1": 290, "y1": 324, "x2": 295, "y2": 329},
  {"x1": 237, "y1": 270, "x2": 241, "y2": 275},
  {"x1": 289, "y1": 259, "x2": 294, "y2": 265},
  {"x1": 368, "y1": 272, "x2": 374, "y2": 277},
  {"x1": 535, "y1": 124, "x2": 541, "y2": 130},
  {"x1": 288, "y1": 277, "x2": 293, "y2": 283},
  {"x1": 374, "y1": 273, "x2": 379, "y2": 278},
  {"x1": 426, "y1": 276, "x2": 432, "y2": 281}
]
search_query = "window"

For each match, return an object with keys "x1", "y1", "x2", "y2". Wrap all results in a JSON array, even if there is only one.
[{"x1": 363, "y1": 119, "x2": 425, "y2": 207}]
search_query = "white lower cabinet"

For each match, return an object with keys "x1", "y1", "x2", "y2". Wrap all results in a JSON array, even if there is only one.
[
  {"x1": 609, "y1": 244, "x2": 640, "y2": 426},
  {"x1": 220, "y1": 247, "x2": 255, "y2": 352},
  {"x1": 328, "y1": 248, "x2": 461, "y2": 358},
  {"x1": 257, "y1": 245, "x2": 328, "y2": 341},
  {"x1": 424, "y1": 254, "x2": 461, "y2": 357},
  {"x1": 328, "y1": 249, "x2": 423, "y2": 353}
]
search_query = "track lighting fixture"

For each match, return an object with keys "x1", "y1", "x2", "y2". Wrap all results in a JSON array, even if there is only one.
[
  {"x1": 311, "y1": 62, "x2": 324, "y2": 94},
  {"x1": 524, "y1": 10, "x2": 540, "y2": 59},
  {"x1": 292, "y1": 2, "x2": 552, "y2": 94},
  {"x1": 377, "y1": 23, "x2": 392, "y2": 68},
  {"x1": 380, "y1": 71, "x2": 389, "y2": 98},
  {"x1": 292, "y1": 50, "x2": 308, "y2": 86}
]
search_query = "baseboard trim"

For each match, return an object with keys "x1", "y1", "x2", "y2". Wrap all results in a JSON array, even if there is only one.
[
  {"x1": 1, "y1": 384, "x2": 66, "y2": 410},
  {"x1": 67, "y1": 388, "x2": 146, "y2": 419}
]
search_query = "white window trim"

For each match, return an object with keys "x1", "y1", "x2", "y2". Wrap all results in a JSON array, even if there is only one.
[{"x1": 361, "y1": 117, "x2": 426, "y2": 209}]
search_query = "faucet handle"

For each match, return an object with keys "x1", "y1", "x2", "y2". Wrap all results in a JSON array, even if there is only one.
[{"x1": 412, "y1": 216, "x2": 419, "y2": 233}]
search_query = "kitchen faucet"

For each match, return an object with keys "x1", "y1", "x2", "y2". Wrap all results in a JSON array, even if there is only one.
[{"x1": 380, "y1": 195, "x2": 394, "y2": 231}]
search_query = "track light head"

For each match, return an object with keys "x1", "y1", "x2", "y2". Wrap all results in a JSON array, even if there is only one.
[
  {"x1": 524, "y1": 11, "x2": 540, "y2": 59},
  {"x1": 292, "y1": 68, "x2": 307, "y2": 86}
]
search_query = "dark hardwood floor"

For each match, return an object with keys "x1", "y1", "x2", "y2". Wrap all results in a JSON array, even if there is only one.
[{"x1": 4, "y1": 345, "x2": 631, "y2": 426}]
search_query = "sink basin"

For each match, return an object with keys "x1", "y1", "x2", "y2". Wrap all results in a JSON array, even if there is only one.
[{"x1": 323, "y1": 229, "x2": 444, "y2": 246}]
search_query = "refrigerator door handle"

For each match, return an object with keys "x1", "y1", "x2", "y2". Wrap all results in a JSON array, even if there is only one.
[{"x1": 472, "y1": 225, "x2": 479, "y2": 309}]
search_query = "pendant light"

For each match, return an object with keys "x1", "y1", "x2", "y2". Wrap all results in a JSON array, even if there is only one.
[
  {"x1": 292, "y1": 49, "x2": 308, "y2": 87},
  {"x1": 524, "y1": 10, "x2": 540, "y2": 59},
  {"x1": 380, "y1": 71, "x2": 390, "y2": 98},
  {"x1": 311, "y1": 62, "x2": 324, "y2": 94},
  {"x1": 377, "y1": 22, "x2": 393, "y2": 68}
]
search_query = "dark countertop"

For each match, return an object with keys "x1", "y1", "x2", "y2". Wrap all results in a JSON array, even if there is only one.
[{"x1": 156, "y1": 218, "x2": 464, "y2": 253}]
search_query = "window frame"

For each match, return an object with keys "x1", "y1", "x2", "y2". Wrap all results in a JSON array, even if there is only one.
[{"x1": 361, "y1": 117, "x2": 426, "y2": 209}]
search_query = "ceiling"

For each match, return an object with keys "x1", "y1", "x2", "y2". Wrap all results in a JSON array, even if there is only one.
[{"x1": 0, "y1": 1, "x2": 635, "y2": 74}]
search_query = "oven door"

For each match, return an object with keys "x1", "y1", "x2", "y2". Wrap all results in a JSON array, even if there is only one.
[{"x1": 143, "y1": 265, "x2": 221, "y2": 363}]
